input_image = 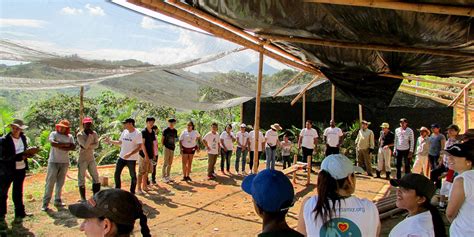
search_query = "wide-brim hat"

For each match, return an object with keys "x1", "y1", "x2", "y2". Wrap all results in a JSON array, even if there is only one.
[
  {"x1": 56, "y1": 119, "x2": 71, "y2": 128},
  {"x1": 418, "y1": 126, "x2": 431, "y2": 135},
  {"x1": 10, "y1": 119, "x2": 28, "y2": 130},
  {"x1": 380, "y1": 122, "x2": 390, "y2": 128},
  {"x1": 270, "y1": 123, "x2": 282, "y2": 131},
  {"x1": 361, "y1": 120, "x2": 371, "y2": 125},
  {"x1": 240, "y1": 123, "x2": 247, "y2": 128}
]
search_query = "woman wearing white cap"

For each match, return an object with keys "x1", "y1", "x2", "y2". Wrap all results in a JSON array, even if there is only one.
[
  {"x1": 297, "y1": 154, "x2": 380, "y2": 237},
  {"x1": 265, "y1": 123, "x2": 282, "y2": 170}
]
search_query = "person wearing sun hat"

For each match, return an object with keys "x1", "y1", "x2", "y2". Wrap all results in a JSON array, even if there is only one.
[
  {"x1": 76, "y1": 117, "x2": 100, "y2": 202},
  {"x1": 68, "y1": 189, "x2": 151, "y2": 237},
  {"x1": 389, "y1": 173, "x2": 446, "y2": 237},
  {"x1": 394, "y1": 118, "x2": 415, "y2": 179},
  {"x1": 241, "y1": 169, "x2": 302, "y2": 237},
  {"x1": 42, "y1": 119, "x2": 76, "y2": 211},
  {"x1": 412, "y1": 126, "x2": 431, "y2": 177},
  {"x1": 265, "y1": 123, "x2": 282, "y2": 170},
  {"x1": 376, "y1": 122, "x2": 395, "y2": 179},
  {"x1": 355, "y1": 120, "x2": 375, "y2": 176},
  {"x1": 1, "y1": 119, "x2": 36, "y2": 229},
  {"x1": 445, "y1": 142, "x2": 474, "y2": 236},
  {"x1": 297, "y1": 154, "x2": 380, "y2": 236}
]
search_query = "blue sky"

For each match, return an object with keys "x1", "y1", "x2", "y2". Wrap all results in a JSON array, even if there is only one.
[{"x1": 0, "y1": 0, "x2": 288, "y2": 72}]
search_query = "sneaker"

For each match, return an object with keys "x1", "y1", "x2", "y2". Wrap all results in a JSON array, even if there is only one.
[
  {"x1": 136, "y1": 190, "x2": 144, "y2": 195},
  {"x1": 54, "y1": 202, "x2": 66, "y2": 207},
  {"x1": 187, "y1": 176, "x2": 193, "y2": 182},
  {"x1": 15, "y1": 212, "x2": 33, "y2": 219},
  {"x1": 212, "y1": 172, "x2": 217, "y2": 178},
  {"x1": 181, "y1": 177, "x2": 187, "y2": 181},
  {"x1": 41, "y1": 206, "x2": 49, "y2": 212}
]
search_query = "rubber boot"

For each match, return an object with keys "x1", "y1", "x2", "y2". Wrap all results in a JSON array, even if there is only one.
[
  {"x1": 376, "y1": 170, "x2": 381, "y2": 179},
  {"x1": 386, "y1": 172, "x2": 391, "y2": 180},
  {"x1": 92, "y1": 183, "x2": 101, "y2": 195},
  {"x1": 79, "y1": 186, "x2": 86, "y2": 202}
]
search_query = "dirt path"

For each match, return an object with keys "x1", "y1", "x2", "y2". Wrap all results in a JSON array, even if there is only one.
[{"x1": 3, "y1": 155, "x2": 390, "y2": 237}]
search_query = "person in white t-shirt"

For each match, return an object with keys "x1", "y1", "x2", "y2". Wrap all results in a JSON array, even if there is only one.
[
  {"x1": 235, "y1": 123, "x2": 249, "y2": 174},
  {"x1": 265, "y1": 123, "x2": 282, "y2": 170},
  {"x1": 389, "y1": 173, "x2": 446, "y2": 237},
  {"x1": 105, "y1": 118, "x2": 143, "y2": 195},
  {"x1": 203, "y1": 123, "x2": 220, "y2": 180},
  {"x1": 297, "y1": 154, "x2": 380, "y2": 237},
  {"x1": 323, "y1": 120, "x2": 344, "y2": 156},
  {"x1": 220, "y1": 124, "x2": 236, "y2": 175},
  {"x1": 445, "y1": 143, "x2": 474, "y2": 237},
  {"x1": 249, "y1": 127, "x2": 265, "y2": 174},
  {"x1": 179, "y1": 121, "x2": 201, "y2": 182},
  {"x1": 298, "y1": 120, "x2": 318, "y2": 162}
]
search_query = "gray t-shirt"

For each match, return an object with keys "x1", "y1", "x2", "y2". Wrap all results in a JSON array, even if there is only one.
[
  {"x1": 49, "y1": 131, "x2": 74, "y2": 163},
  {"x1": 428, "y1": 133, "x2": 446, "y2": 157}
]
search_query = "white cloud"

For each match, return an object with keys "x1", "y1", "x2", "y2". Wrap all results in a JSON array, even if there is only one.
[
  {"x1": 60, "y1": 7, "x2": 83, "y2": 15},
  {"x1": 140, "y1": 16, "x2": 165, "y2": 30},
  {"x1": 85, "y1": 4, "x2": 105, "y2": 16},
  {"x1": 0, "y1": 18, "x2": 47, "y2": 28}
]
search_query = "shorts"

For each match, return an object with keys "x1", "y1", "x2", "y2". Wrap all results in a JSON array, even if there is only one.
[
  {"x1": 183, "y1": 146, "x2": 197, "y2": 154},
  {"x1": 440, "y1": 180, "x2": 453, "y2": 196},
  {"x1": 138, "y1": 156, "x2": 153, "y2": 175}
]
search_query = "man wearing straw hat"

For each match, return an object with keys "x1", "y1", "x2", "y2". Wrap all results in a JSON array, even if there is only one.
[
  {"x1": 42, "y1": 119, "x2": 75, "y2": 211},
  {"x1": 376, "y1": 122, "x2": 394, "y2": 179},
  {"x1": 412, "y1": 126, "x2": 431, "y2": 177},
  {"x1": 355, "y1": 120, "x2": 375, "y2": 176},
  {"x1": 265, "y1": 123, "x2": 282, "y2": 170}
]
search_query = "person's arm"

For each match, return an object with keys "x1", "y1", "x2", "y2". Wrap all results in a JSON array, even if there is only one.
[
  {"x1": 141, "y1": 137, "x2": 149, "y2": 160},
  {"x1": 220, "y1": 137, "x2": 227, "y2": 152},
  {"x1": 296, "y1": 197, "x2": 310, "y2": 235},
  {"x1": 124, "y1": 145, "x2": 142, "y2": 160},
  {"x1": 49, "y1": 132, "x2": 75, "y2": 150},
  {"x1": 236, "y1": 134, "x2": 243, "y2": 147},
  {"x1": 369, "y1": 131, "x2": 375, "y2": 149},
  {"x1": 409, "y1": 129, "x2": 415, "y2": 155},
  {"x1": 92, "y1": 133, "x2": 99, "y2": 150},
  {"x1": 393, "y1": 130, "x2": 398, "y2": 154},
  {"x1": 77, "y1": 133, "x2": 94, "y2": 150},
  {"x1": 202, "y1": 136, "x2": 210, "y2": 151},
  {"x1": 439, "y1": 136, "x2": 446, "y2": 164},
  {"x1": 446, "y1": 177, "x2": 465, "y2": 222}
]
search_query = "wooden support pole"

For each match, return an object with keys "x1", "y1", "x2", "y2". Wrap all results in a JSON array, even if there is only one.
[
  {"x1": 331, "y1": 84, "x2": 335, "y2": 121},
  {"x1": 253, "y1": 52, "x2": 264, "y2": 174},
  {"x1": 303, "y1": 92, "x2": 306, "y2": 128},
  {"x1": 400, "y1": 84, "x2": 461, "y2": 98},
  {"x1": 79, "y1": 86, "x2": 84, "y2": 130},
  {"x1": 260, "y1": 33, "x2": 474, "y2": 58},
  {"x1": 381, "y1": 74, "x2": 465, "y2": 88},
  {"x1": 304, "y1": 0, "x2": 474, "y2": 17},
  {"x1": 359, "y1": 104, "x2": 363, "y2": 123},
  {"x1": 464, "y1": 87, "x2": 469, "y2": 132},
  {"x1": 306, "y1": 155, "x2": 311, "y2": 186},
  {"x1": 449, "y1": 80, "x2": 474, "y2": 107},
  {"x1": 290, "y1": 76, "x2": 320, "y2": 106},
  {"x1": 240, "y1": 104, "x2": 244, "y2": 123},
  {"x1": 292, "y1": 154, "x2": 297, "y2": 184},
  {"x1": 273, "y1": 71, "x2": 305, "y2": 97}
]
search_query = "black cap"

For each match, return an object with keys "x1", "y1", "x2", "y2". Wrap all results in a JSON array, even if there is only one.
[
  {"x1": 399, "y1": 118, "x2": 408, "y2": 123},
  {"x1": 431, "y1": 123, "x2": 440, "y2": 128},
  {"x1": 146, "y1": 116, "x2": 155, "y2": 122},
  {"x1": 167, "y1": 118, "x2": 176, "y2": 123},
  {"x1": 122, "y1": 118, "x2": 135, "y2": 125},
  {"x1": 69, "y1": 189, "x2": 143, "y2": 226},
  {"x1": 390, "y1": 173, "x2": 436, "y2": 199},
  {"x1": 446, "y1": 124, "x2": 460, "y2": 132},
  {"x1": 445, "y1": 143, "x2": 472, "y2": 161}
]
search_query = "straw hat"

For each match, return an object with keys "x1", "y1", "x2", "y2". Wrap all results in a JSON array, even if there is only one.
[
  {"x1": 361, "y1": 120, "x2": 371, "y2": 125},
  {"x1": 418, "y1": 126, "x2": 431, "y2": 135},
  {"x1": 270, "y1": 123, "x2": 282, "y2": 131},
  {"x1": 10, "y1": 119, "x2": 28, "y2": 130},
  {"x1": 380, "y1": 122, "x2": 390, "y2": 129}
]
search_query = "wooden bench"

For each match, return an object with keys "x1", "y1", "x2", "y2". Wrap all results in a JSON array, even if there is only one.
[{"x1": 283, "y1": 155, "x2": 312, "y2": 185}]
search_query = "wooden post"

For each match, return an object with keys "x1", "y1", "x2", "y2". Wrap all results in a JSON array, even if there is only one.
[
  {"x1": 464, "y1": 87, "x2": 469, "y2": 132},
  {"x1": 79, "y1": 86, "x2": 84, "y2": 130},
  {"x1": 253, "y1": 52, "x2": 264, "y2": 174},
  {"x1": 240, "y1": 104, "x2": 244, "y2": 123},
  {"x1": 359, "y1": 104, "x2": 363, "y2": 123},
  {"x1": 292, "y1": 154, "x2": 297, "y2": 184},
  {"x1": 306, "y1": 155, "x2": 311, "y2": 186},
  {"x1": 303, "y1": 92, "x2": 306, "y2": 128},
  {"x1": 331, "y1": 84, "x2": 335, "y2": 121}
]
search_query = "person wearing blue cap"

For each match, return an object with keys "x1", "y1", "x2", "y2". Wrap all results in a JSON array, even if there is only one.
[
  {"x1": 297, "y1": 154, "x2": 380, "y2": 237},
  {"x1": 241, "y1": 169, "x2": 302, "y2": 237}
]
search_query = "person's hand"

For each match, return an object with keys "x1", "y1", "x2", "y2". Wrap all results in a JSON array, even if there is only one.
[
  {"x1": 123, "y1": 153, "x2": 131, "y2": 159},
  {"x1": 408, "y1": 152, "x2": 413, "y2": 159},
  {"x1": 223, "y1": 147, "x2": 228, "y2": 152},
  {"x1": 206, "y1": 146, "x2": 211, "y2": 152},
  {"x1": 104, "y1": 137, "x2": 111, "y2": 144},
  {"x1": 393, "y1": 150, "x2": 397, "y2": 156}
]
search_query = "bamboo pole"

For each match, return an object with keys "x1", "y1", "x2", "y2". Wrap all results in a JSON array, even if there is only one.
[
  {"x1": 253, "y1": 52, "x2": 264, "y2": 174},
  {"x1": 79, "y1": 86, "x2": 84, "y2": 130},
  {"x1": 304, "y1": 0, "x2": 474, "y2": 17},
  {"x1": 399, "y1": 88, "x2": 474, "y2": 111},
  {"x1": 290, "y1": 76, "x2": 320, "y2": 106},
  {"x1": 303, "y1": 92, "x2": 306, "y2": 128},
  {"x1": 273, "y1": 71, "x2": 305, "y2": 97},
  {"x1": 464, "y1": 87, "x2": 469, "y2": 132},
  {"x1": 331, "y1": 84, "x2": 335, "y2": 121},
  {"x1": 449, "y1": 80, "x2": 474, "y2": 107},
  {"x1": 240, "y1": 104, "x2": 244, "y2": 123},
  {"x1": 306, "y1": 155, "x2": 311, "y2": 186},
  {"x1": 259, "y1": 33, "x2": 474, "y2": 58},
  {"x1": 380, "y1": 74, "x2": 465, "y2": 88},
  {"x1": 359, "y1": 104, "x2": 363, "y2": 123},
  {"x1": 400, "y1": 84, "x2": 458, "y2": 98},
  {"x1": 292, "y1": 154, "x2": 297, "y2": 184}
]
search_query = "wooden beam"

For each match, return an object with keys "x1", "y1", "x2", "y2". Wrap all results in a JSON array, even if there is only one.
[
  {"x1": 399, "y1": 84, "x2": 458, "y2": 98},
  {"x1": 303, "y1": 92, "x2": 306, "y2": 128},
  {"x1": 399, "y1": 88, "x2": 474, "y2": 111},
  {"x1": 304, "y1": 0, "x2": 474, "y2": 17},
  {"x1": 449, "y1": 80, "x2": 473, "y2": 107},
  {"x1": 273, "y1": 71, "x2": 305, "y2": 97},
  {"x1": 359, "y1": 104, "x2": 363, "y2": 124},
  {"x1": 381, "y1": 74, "x2": 465, "y2": 88},
  {"x1": 306, "y1": 155, "x2": 311, "y2": 186},
  {"x1": 464, "y1": 87, "x2": 469, "y2": 132},
  {"x1": 290, "y1": 76, "x2": 320, "y2": 106},
  {"x1": 331, "y1": 84, "x2": 336, "y2": 121},
  {"x1": 253, "y1": 52, "x2": 264, "y2": 174},
  {"x1": 260, "y1": 34, "x2": 474, "y2": 58},
  {"x1": 79, "y1": 86, "x2": 84, "y2": 130}
]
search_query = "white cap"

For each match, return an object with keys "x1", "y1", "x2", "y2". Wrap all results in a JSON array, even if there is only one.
[
  {"x1": 320, "y1": 154, "x2": 364, "y2": 180},
  {"x1": 240, "y1": 123, "x2": 247, "y2": 128}
]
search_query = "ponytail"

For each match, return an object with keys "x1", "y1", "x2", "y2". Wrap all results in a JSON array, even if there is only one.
[
  {"x1": 313, "y1": 170, "x2": 350, "y2": 225},
  {"x1": 424, "y1": 201, "x2": 446, "y2": 237}
]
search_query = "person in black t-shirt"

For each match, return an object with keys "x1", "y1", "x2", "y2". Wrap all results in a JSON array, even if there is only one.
[
  {"x1": 162, "y1": 118, "x2": 178, "y2": 183},
  {"x1": 137, "y1": 117, "x2": 156, "y2": 194},
  {"x1": 376, "y1": 122, "x2": 395, "y2": 179}
]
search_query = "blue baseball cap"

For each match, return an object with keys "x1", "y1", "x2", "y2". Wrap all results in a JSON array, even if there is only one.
[
  {"x1": 241, "y1": 169, "x2": 294, "y2": 213},
  {"x1": 321, "y1": 154, "x2": 364, "y2": 180}
]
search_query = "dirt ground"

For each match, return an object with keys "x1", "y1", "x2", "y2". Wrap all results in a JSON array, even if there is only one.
[{"x1": 2, "y1": 152, "x2": 395, "y2": 237}]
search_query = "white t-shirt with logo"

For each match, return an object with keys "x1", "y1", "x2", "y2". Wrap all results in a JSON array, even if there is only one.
[
  {"x1": 303, "y1": 196, "x2": 379, "y2": 237},
  {"x1": 449, "y1": 170, "x2": 474, "y2": 237},
  {"x1": 13, "y1": 137, "x2": 26, "y2": 170},
  {"x1": 119, "y1": 129, "x2": 143, "y2": 161},
  {"x1": 324, "y1": 127, "x2": 343, "y2": 147},
  {"x1": 249, "y1": 130, "x2": 265, "y2": 152},
  {"x1": 300, "y1": 128, "x2": 318, "y2": 149},
  {"x1": 203, "y1": 132, "x2": 219, "y2": 155},
  {"x1": 220, "y1": 131, "x2": 235, "y2": 150},
  {"x1": 389, "y1": 211, "x2": 434, "y2": 237},
  {"x1": 236, "y1": 131, "x2": 249, "y2": 148},
  {"x1": 179, "y1": 130, "x2": 200, "y2": 149},
  {"x1": 265, "y1": 129, "x2": 279, "y2": 147}
]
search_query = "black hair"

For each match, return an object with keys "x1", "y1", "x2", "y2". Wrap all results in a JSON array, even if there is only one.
[
  {"x1": 98, "y1": 199, "x2": 151, "y2": 237},
  {"x1": 313, "y1": 170, "x2": 352, "y2": 225},
  {"x1": 211, "y1": 122, "x2": 218, "y2": 127},
  {"x1": 255, "y1": 203, "x2": 290, "y2": 221},
  {"x1": 306, "y1": 120, "x2": 313, "y2": 125},
  {"x1": 416, "y1": 191, "x2": 446, "y2": 237},
  {"x1": 187, "y1": 121, "x2": 195, "y2": 130},
  {"x1": 226, "y1": 124, "x2": 232, "y2": 130}
]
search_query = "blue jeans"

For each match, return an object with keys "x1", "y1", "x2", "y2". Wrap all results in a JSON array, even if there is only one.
[
  {"x1": 114, "y1": 158, "x2": 137, "y2": 194},
  {"x1": 235, "y1": 147, "x2": 248, "y2": 172},
  {"x1": 220, "y1": 150, "x2": 232, "y2": 172},
  {"x1": 265, "y1": 147, "x2": 277, "y2": 170}
]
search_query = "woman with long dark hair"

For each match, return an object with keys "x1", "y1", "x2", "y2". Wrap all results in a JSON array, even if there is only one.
[
  {"x1": 179, "y1": 121, "x2": 201, "y2": 182},
  {"x1": 389, "y1": 173, "x2": 446, "y2": 237},
  {"x1": 297, "y1": 154, "x2": 380, "y2": 236},
  {"x1": 69, "y1": 189, "x2": 151, "y2": 237}
]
